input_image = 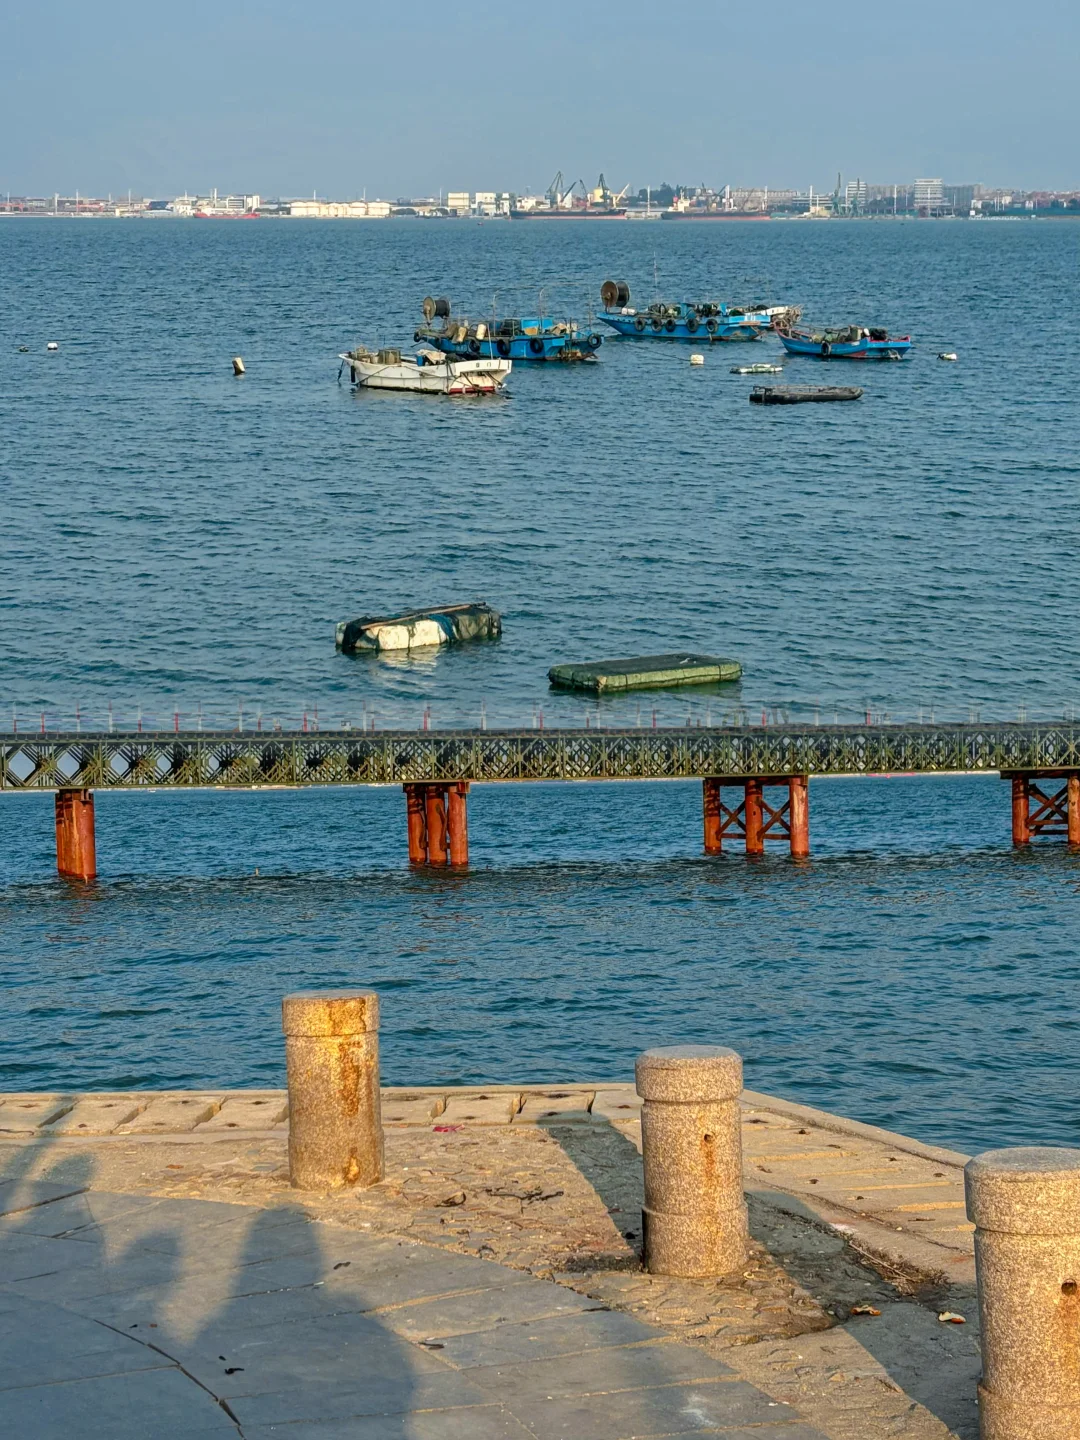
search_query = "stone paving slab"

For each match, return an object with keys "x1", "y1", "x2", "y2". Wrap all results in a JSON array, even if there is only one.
[
  {"x1": 516, "y1": 1090, "x2": 596, "y2": 1123},
  {"x1": 243, "y1": 1401, "x2": 536, "y2": 1439},
  {"x1": 383, "y1": 1093, "x2": 446, "y2": 1124},
  {"x1": 0, "y1": 1177, "x2": 90, "y2": 1216},
  {"x1": 116, "y1": 1093, "x2": 222, "y2": 1133},
  {"x1": 196, "y1": 1093, "x2": 288, "y2": 1131},
  {"x1": 0, "y1": 1184, "x2": 831, "y2": 1440},
  {"x1": 440, "y1": 1092, "x2": 522, "y2": 1126},
  {"x1": 0, "y1": 1084, "x2": 974, "y2": 1282},
  {"x1": 43, "y1": 1095, "x2": 145, "y2": 1135},
  {"x1": 0, "y1": 1094, "x2": 74, "y2": 1132}
]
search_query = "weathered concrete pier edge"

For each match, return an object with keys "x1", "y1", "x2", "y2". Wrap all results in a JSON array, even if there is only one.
[{"x1": 6, "y1": 721, "x2": 1080, "y2": 877}]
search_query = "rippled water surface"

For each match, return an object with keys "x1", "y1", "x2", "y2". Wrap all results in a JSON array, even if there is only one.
[{"x1": 3, "y1": 218, "x2": 1080, "y2": 1152}]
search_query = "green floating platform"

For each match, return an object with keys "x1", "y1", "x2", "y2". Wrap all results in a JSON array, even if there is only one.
[{"x1": 548, "y1": 652, "x2": 742, "y2": 694}]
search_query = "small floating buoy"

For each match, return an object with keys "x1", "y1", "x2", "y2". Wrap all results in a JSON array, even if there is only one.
[
  {"x1": 690, "y1": 353, "x2": 704, "y2": 366},
  {"x1": 46, "y1": 341, "x2": 59, "y2": 352},
  {"x1": 938, "y1": 352, "x2": 958, "y2": 361},
  {"x1": 232, "y1": 356, "x2": 246, "y2": 376},
  {"x1": 17, "y1": 345, "x2": 29, "y2": 353}
]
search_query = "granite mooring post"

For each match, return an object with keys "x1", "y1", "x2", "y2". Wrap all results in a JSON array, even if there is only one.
[
  {"x1": 635, "y1": 1045, "x2": 748, "y2": 1277},
  {"x1": 965, "y1": 1146, "x2": 1080, "y2": 1440},
  {"x1": 282, "y1": 990, "x2": 383, "y2": 1190}
]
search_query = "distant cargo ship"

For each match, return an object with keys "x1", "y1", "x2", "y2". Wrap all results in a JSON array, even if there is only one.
[
  {"x1": 660, "y1": 211, "x2": 772, "y2": 222},
  {"x1": 509, "y1": 206, "x2": 627, "y2": 220}
]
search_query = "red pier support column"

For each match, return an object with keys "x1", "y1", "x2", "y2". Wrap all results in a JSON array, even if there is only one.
[
  {"x1": 788, "y1": 775, "x2": 810, "y2": 858},
  {"x1": 447, "y1": 783, "x2": 469, "y2": 866},
  {"x1": 55, "y1": 788, "x2": 97, "y2": 880},
  {"x1": 702, "y1": 778, "x2": 723, "y2": 854},
  {"x1": 405, "y1": 785, "x2": 428, "y2": 863},
  {"x1": 1069, "y1": 775, "x2": 1080, "y2": 846},
  {"x1": 744, "y1": 779, "x2": 764, "y2": 856},
  {"x1": 425, "y1": 786, "x2": 449, "y2": 864},
  {"x1": 1011, "y1": 776, "x2": 1031, "y2": 846}
]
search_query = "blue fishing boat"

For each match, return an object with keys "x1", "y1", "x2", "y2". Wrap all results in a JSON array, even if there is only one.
[
  {"x1": 598, "y1": 279, "x2": 797, "y2": 343},
  {"x1": 414, "y1": 295, "x2": 602, "y2": 362},
  {"x1": 776, "y1": 321, "x2": 913, "y2": 360}
]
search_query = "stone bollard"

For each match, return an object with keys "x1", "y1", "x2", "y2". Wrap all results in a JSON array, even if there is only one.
[
  {"x1": 282, "y1": 991, "x2": 384, "y2": 1190},
  {"x1": 635, "y1": 1045, "x2": 748, "y2": 1277},
  {"x1": 965, "y1": 1147, "x2": 1080, "y2": 1440}
]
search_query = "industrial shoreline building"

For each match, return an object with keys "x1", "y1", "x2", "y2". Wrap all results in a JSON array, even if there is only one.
[{"x1": 2, "y1": 179, "x2": 1079, "y2": 220}]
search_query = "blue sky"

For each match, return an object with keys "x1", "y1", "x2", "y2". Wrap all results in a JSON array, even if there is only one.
[{"x1": 3, "y1": 0, "x2": 1076, "y2": 196}]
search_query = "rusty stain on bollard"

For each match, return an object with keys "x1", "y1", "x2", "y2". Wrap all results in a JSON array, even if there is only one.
[
  {"x1": 635, "y1": 1045, "x2": 748, "y2": 1277},
  {"x1": 965, "y1": 1146, "x2": 1080, "y2": 1440},
  {"x1": 281, "y1": 991, "x2": 383, "y2": 1190}
]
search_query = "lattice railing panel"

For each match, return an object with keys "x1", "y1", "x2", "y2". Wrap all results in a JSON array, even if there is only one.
[{"x1": 5, "y1": 724, "x2": 1080, "y2": 790}]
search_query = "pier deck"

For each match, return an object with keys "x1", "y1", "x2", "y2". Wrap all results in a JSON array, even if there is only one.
[
  {"x1": 4, "y1": 720, "x2": 1080, "y2": 789},
  {"x1": 7, "y1": 722, "x2": 1080, "y2": 877}
]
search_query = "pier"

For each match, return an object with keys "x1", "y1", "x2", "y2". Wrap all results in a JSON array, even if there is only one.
[{"x1": 5, "y1": 721, "x2": 1080, "y2": 878}]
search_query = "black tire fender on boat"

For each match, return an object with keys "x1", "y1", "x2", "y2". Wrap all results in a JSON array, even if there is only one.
[
  {"x1": 587, "y1": 333, "x2": 602, "y2": 350},
  {"x1": 414, "y1": 331, "x2": 422, "y2": 343},
  {"x1": 634, "y1": 317, "x2": 646, "y2": 332},
  {"x1": 496, "y1": 339, "x2": 511, "y2": 357},
  {"x1": 705, "y1": 319, "x2": 718, "y2": 334},
  {"x1": 821, "y1": 341, "x2": 831, "y2": 357},
  {"x1": 665, "y1": 319, "x2": 677, "y2": 333},
  {"x1": 686, "y1": 316, "x2": 700, "y2": 333},
  {"x1": 529, "y1": 337, "x2": 545, "y2": 355},
  {"x1": 651, "y1": 318, "x2": 663, "y2": 332}
]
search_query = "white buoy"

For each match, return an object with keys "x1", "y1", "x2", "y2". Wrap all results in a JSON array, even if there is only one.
[
  {"x1": 938, "y1": 352, "x2": 958, "y2": 361},
  {"x1": 690, "y1": 353, "x2": 704, "y2": 366},
  {"x1": 46, "y1": 341, "x2": 59, "y2": 352},
  {"x1": 232, "y1": 356, "x2": 246, "y2": 376}
]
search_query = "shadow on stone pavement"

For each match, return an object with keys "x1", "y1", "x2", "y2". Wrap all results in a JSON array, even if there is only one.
[{"x1": 537, "y1": 1118, "x2": 979, "y2": 1439}]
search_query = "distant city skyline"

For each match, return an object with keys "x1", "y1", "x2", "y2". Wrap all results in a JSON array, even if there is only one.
[{"x1": 4, "y1": 2, "x2": 1079, "y2": 196}]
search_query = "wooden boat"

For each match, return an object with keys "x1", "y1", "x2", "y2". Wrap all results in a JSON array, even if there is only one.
[
  {"x1": 775, "y1": 322, "x2": 912, "y2": 360},
  {"x1": 750, "y1": 385, "x2": 863, "y2": 404},
  {"x1": 414, "y1": 296, "x2": 601, "y2": 362},
  {"x1": 338, "y1": 346, "x2": 510, "y2": 394},
  {"x1": 599, "y1": 280, "x2": 797, "y2": 343}
]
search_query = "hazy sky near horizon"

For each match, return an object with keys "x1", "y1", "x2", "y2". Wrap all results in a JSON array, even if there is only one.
[{"x1": 3, "y1": 0, "x2": 1077, "y2": 196}]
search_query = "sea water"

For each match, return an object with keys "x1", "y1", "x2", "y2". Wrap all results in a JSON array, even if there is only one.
[{"x1": 2, "y1": 217, "x2": 1078, "y2": 1152}]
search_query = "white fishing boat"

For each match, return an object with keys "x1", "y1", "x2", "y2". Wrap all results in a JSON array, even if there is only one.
[{"x1": 338, "y1": 346, "x2": 510, "y2": 395}]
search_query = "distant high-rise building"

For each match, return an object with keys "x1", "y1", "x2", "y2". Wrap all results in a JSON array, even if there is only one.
[
  {"x1": 914, "y1": 178, "x2": 946, "y2": 214},
  {"x1": 845, "y1": 179, "x2": 868, "y2": 214},
  {"x1": 944, "y1": 184, "x2": 977, "y2": 214}
]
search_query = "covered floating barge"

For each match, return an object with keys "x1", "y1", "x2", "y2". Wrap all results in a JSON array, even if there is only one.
[
  {"x1": 548, "y1": 653, "x2": 742, "y2": 693},
  {"x1": 750, "y1": 385, "x2": 863, "y2": 404},
  {"x1": 336, "y1": 602, "x2": 502, "y2": 654}
]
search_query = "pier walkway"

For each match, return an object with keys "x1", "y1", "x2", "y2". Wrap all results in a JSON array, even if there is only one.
[
  {"x1": 5, "y1": 722, "x2": 1080, "y2": 876},
  {"x1": 0, "y1": 1085, "x2": 979, "y2": 1438}
]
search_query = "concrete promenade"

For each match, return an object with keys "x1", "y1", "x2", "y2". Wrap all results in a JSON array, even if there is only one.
[{"x1": 0, "y1": 1086, "x2": 981, "y2": 1438}]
